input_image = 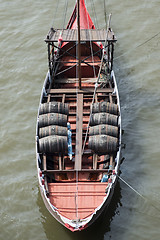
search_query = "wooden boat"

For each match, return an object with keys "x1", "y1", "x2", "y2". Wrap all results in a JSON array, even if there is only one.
[{"x1": 36, "y1": 0, "x2": 121, "y2": 232}]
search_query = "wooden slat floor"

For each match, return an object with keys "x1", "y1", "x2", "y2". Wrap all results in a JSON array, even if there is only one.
[
  {"x1": 48, "y1": 182, "x2": 107, "y2": 219},
  {"x1": 45, "y1": 29, "x2": 116, "y2": 42}
]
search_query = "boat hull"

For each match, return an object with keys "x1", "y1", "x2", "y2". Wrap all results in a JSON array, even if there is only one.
[
  {"x1": 36, "y1": 69, "x2": 121, "y2": 231},
  {"x1": 38, "y1": 169, "x2": 119, "y2": 231},
  {"x1": 35, "y1": 0, "x2": 121, "y2": 232}
]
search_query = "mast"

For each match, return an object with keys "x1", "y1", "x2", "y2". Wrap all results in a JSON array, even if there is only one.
[{"x1": 77, "y1": 0, "x2": 81, "y2": 89}]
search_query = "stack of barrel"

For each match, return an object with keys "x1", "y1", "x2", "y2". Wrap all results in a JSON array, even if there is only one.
[
  {"x1": 38, "y1": 102, "x2": 69, "y2": 154},
  {"x1": 88, "y1": 101, "x2": 119, "y2": 155}
]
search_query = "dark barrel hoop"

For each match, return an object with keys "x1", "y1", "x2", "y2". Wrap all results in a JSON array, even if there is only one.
[
  {"x1": 91, "y1": 102, "x2": 118, "y2": 115},
  {"x1": 39, "y1": 102, "x2": 69, "y2": 115},
  {"x1": 88, "y1": 135, "x2": 118, "y2": 154},
  {"x1": 89, "y1": 124, "x2": 118, "y2": 138},
  {"x1": 90, "y1": 112, "x2": 118, "y2": 126},
  {"x1": 39, "y1": 136, "x2": 68, "y2": 153},
  {"x1": 38, "y1": 113, "x2": 68, "y2": 128},
  {"x1": 39, "y1": 125, "x2": 68, "y2": 138}
]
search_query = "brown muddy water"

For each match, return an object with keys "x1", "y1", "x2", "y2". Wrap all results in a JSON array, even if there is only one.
[{"x1": 0, "y1": 0, "x2": 160, "y2": 239}]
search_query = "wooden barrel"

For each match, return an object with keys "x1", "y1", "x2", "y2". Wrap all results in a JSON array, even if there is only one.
[
  {"x1": 39, "y1": 125, "x2": 68, "y2": 138},
  {"x1": 39, "y1": 136, "x2": 68, "y2": 153},
  {"x1": 90, "y1": 113, "x2": 118, "y2": 126},
  {"x1": 89, "y1": 124, "x2": 118, "y2": 138},
  {"x1": 88, "y1": 135, "x2": 118, "y2": 154},
  {"x1": 39, "y1": 113, "x2": 67, "y2": 128},
  {"x1": 39, "y1": 102, "x2": 69, "y2": 115},
  {"x1": 91, "y1": 102, "x2": 118, "y2": 115}
]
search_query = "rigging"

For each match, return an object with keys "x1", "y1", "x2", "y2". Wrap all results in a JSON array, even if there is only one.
[
  {"x1": 82, "y1": 13, "x2": 112, "y2": 154},
  {"x1": 115, "y1": 30, "x2": 160, "y2": 60}
]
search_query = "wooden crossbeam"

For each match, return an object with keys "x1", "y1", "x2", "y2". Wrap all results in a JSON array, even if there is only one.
[
  {"x1": 54, "y1": 78, "x2": 97, "y2": 83},
  {"x1": 42, "y1": 169, "x2": 112, "y2": 174},
  {"x1": 48, "y1": 88, "x2": 114, "y2": 94},
  {"x1": 43, "y1": 154, "x2": 49, "y2": 194},
  {"x1": 59, "y1": 155, "x2": 62, "y2": 170},
  {"x1": 93, "y1": 154, "x2": 98, "y2": 170},
  {"x1": 45, "y1": 29, "x2": 117, "y2": 43},
  {"x1": 75, "y1": 93, "x2": 83, "y2": 170}
]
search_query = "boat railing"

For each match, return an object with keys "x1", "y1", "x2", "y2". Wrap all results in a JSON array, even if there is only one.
[
  {"x1": 45, "y1": 29, "x2": 116, "y2": 43},
  {"x1": 42, "y1": 169, "x2": 114, "y2": 174}
]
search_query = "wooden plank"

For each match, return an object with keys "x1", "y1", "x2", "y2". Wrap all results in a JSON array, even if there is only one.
[
  {"x1": 109, "y1": 156, "x2": 114, "y2": 170},
  {"x1": 48, "y1": 88, "x2": 114, "y2": 94},
  {"x1": 43, "y1": 154, "x2": 49, "y2": 194},
  {"x1": 75, "y1": 93, "x2": 83, "y2": 170},
  {"x1": 43, "y1": 154, "x2": 47, "y2": 171},
  {"x1": 48, "y1": 182, "x2": 107, "y2": 220},
  {"x1": 55, "y1": 78, "x2": 97, "y2": 83},
  {"x1": 42, "y1": 169, "x2": 111, "y2": 174},
  {"x1": 47, "y1": 94, "x2": 51, "y2": 103},
  {"x1": 109, "y1": 93, "x2": 113, "y2": 103},
  {"x1": 95, "y1": 93, "x2": 98, "y2": 103},
  {"x1": 59, "y1": 155, "x2": 62, "y2": 170},
  {"x1": 45, "y1": 29, "x2": 117, "y2": 42},
  {"x1": 69, "y1": 111, "x2": 90, "y2": 116},
  {"x1": 62, "y1": 94, "x2": 65, "y2": 103},
  {"x1": 93, "y1": 154, "x2": 98, "y2": 170}
]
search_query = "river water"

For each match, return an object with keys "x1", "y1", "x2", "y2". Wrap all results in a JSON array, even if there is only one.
[{"x1": 0, "y1": 0, "x2": 160, "y2": 239}]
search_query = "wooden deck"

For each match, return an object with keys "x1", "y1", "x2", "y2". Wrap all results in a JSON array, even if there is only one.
[
  {"x1": 48, "y1": 182, "x2": 107, "y2": 219},
  {"x1": 45, "y1": 29, "x2": 117, "y2": 42},
  {"x1": 48, "y1": 88, "x2": 114, "y2": 94}
]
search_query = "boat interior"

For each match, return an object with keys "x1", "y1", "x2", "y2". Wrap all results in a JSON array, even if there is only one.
[
  {"x1": 37, "y1": 28, "x2": 120, "y2": 186},
  {"x1": 36, "y1": 2, "x2": 121, "y2": 222}
]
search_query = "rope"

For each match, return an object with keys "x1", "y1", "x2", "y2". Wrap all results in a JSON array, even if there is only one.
[
  {"x1": 51, "y1": 0, "x2": 60, "y2": 27},
  {"x1": 86, "y1": 0, "x2": 97, "y2": 79},
  {"x1": 90, "y1": 0, "x2": 99, "y2": 29},
  {"x1": 62, "y1": 0, "x2": 68, "y2": 29},
  {"x1": 117, "y1": 174, "x2": 160, "y2": 213},
  {"x1": 103, "y1": 0, "x2": 107, "y2": 29},
  {"x1": 115, "y1": 30, "x2": 160, "y2": 60},
  {"x1": 75, "y1": 170, "x2": 79, "y2": 221},
  {"x1": 136, "y1": 31, "x2": 160, "y2": 48},
  {"x1": 82, "y1": 13, "x2": 112, "y2": 154},
  {"x1": 81, "y1": 0, "x2": 99, "y2": 154},
  {"x1": 117, "y1": 175, "x2": 145, "y2": 199},
  {"x1": 75, "y1": 0, "x2": 80, "y2": 222}
]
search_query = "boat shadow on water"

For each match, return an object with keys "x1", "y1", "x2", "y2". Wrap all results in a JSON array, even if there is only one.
[{"x1": 37, "y1": 180, "x2": 122, "y2": 240}]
